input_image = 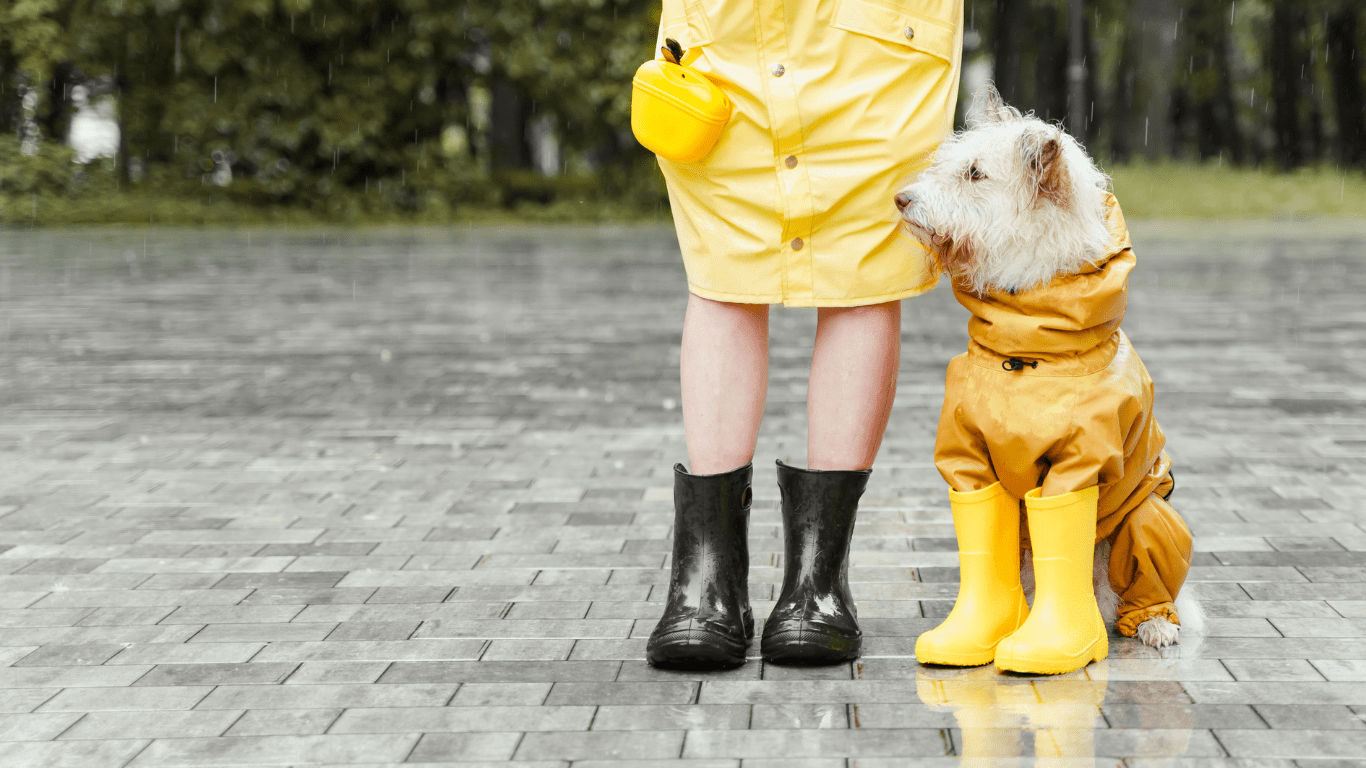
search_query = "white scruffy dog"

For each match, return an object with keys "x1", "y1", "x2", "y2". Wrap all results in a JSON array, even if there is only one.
[
  {"x1": 896, "y1": 89, "x2": 1113, "y2": 296},
  {"x1": 896, "y1": 85, "x2": 1200, "y2": 649}
]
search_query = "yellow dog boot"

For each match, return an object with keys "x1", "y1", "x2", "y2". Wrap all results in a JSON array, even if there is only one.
[
  {"x1": 915, "y1": 482, "x2": 1030, "y2": 666},
  {"x1": 994, "y1": 486, "x2": 1108, "y2": 675}
]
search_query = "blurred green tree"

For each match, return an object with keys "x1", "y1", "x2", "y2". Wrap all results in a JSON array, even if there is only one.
[
  {"x1": 3, "y1": 0, "x2": 1364, "y2": 222},
  {"x1": 1172, "y1": 0, "x2": 1244, "y2": 163},
  {"x1": 2, "y1": 0, "x2": 664, "y2": 216}
]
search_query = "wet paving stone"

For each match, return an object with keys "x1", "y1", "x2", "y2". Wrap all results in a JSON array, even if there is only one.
[{"x1": 0, "y1": 221, "x2": 1364, "y2": 764}]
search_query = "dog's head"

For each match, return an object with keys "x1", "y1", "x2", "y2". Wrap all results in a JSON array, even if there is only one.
[{"x1": 895, "y1": 84, "x2": 1114, "y2": 295}]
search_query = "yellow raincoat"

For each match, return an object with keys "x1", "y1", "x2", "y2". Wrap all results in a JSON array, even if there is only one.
[
  {"x1": 656, "y1": 0, "x2": 963, "y2": 306},
  {"x1": 933, "y1": 196, "x2": 1192, "y2": 636}
]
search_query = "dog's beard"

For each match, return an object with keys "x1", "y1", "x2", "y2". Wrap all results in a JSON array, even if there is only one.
[
  {"x1": 932, "y1": 231, "x2": 976, "y2": 284},
  {"x1": 913, "y1": 223, "x2": 976, "y2": 288},
  {"x1": 900, "y1": 209, "x2": 976, "y2": 283}
]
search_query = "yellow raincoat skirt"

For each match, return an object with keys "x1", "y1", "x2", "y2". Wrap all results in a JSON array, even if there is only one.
[
  {"x1": 656, "y1": 0, "x2": 963, "y2": 307},
  {"x1": 933, "y1": 197, "x2": 1193, "y2": 636}
]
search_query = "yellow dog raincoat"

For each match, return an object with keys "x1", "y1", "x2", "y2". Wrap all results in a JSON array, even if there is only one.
[
  {"x1": 933, "y1": 197, "x2": 1193, "y2": 635},
  {"x1": 655, "y1": 0, "x2": 963, "y2": 306}
]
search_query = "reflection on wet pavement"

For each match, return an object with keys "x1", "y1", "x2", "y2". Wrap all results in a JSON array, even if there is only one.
[{"x1": 916, "y1": 662, "x2": 1199, "y2": 764}]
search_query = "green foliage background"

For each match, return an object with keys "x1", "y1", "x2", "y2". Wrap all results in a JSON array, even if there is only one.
[
  {"x1": 0, "y1": 0, "x2": 665, "y2": 222},
  {"x1": 1, "y1": 0, "x2": 1363, "y2": 224}
]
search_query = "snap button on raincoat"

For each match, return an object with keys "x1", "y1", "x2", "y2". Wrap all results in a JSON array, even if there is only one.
[
  {"x1": 655, "y1": 0, "x2": 963, "y2": 307},
  {"x1": 933, "y1": 196, "x2": 1192, "y2": 635}
]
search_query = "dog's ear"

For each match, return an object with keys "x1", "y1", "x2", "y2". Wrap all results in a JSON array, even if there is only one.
[
  {"x1": 977, "y1": 83, "x2": 1006, "y2": 118},
  {"x1": 970, "y1": 83, "x2": 1019, "y2": 126},
  {"x1": 1020, "y1": 128, "x2": 1070, "y2": 207}
]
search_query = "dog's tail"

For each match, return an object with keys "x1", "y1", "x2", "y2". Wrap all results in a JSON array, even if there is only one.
[
  {"x1": 1171, "y1": 587, "x2": 1205, "y2": 652},
  {"x1": 1176, "y1": 588, "x2": 1204, "y2": 635},
  {"x1": 1093, "y1": 540, "x2": 1119, "y2": 624}
]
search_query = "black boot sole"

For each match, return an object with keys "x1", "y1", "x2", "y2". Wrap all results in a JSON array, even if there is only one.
[
  {"x1": 647, "y1": 628, "x2": 749, "y2": 670},
  {"x1": 761, "y1": 628, "x2": 861, "y2": 665}
]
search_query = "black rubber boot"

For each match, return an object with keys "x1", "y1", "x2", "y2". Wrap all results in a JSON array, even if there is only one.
[
  {"x1": 646, "y1": 462, "x2": 754, "y2": 670},
  {"x1": 761, "y1": 460, "x2": 870, "y2": 665}
]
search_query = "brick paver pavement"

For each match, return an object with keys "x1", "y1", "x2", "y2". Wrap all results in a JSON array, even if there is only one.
[{"x1": 0, "y1": 220, "x2": 1364, "y2": 767}]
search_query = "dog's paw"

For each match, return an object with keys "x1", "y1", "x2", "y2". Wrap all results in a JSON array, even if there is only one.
[{"x1": 1135, "y1": 617, "x2": 1180, "y2": 648}]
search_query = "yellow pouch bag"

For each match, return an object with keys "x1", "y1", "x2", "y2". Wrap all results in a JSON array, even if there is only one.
[{"x1": 631, "y1": 38, "x2": 732, "y2": 164}]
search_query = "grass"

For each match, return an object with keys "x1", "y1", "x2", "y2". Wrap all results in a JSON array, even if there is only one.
[
  {"x1": 1106, "y1": 162, "x2": 1366, "y2": 219},
  {"x1": 3, "y1": 163, "x2": 1362, "y2": 228},
  {"x1": 0, "y1": 190, "x2": 664, "y2": 228}
]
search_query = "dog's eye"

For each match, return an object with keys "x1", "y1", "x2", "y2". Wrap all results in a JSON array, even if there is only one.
[{"x1": 968, "y1": 165, "x2": 986, "y2": 181}]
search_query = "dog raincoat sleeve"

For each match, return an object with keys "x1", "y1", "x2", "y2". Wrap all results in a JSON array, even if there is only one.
[
  {"x1": 653, "y1": 0, "x2": 963, "y2": 307},
  {"x1": 933, "y1": 196, "x2": 1193, "y2": 635}
]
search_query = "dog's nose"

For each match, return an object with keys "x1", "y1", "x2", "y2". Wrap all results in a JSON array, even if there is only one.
[{"x1": 894, "y1": 191, "x2": 915, "y2": 212}]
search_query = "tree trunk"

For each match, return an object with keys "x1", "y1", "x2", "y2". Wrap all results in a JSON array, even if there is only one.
[
  {"x1": 1308, "y1": 100, "x2": 1325, "y2": 162},
  {"x1": 0, "y1": 42, "x2": 15, "y2": 137},
  {"x1": 115, "y1": 73, "x2": 130, "y2": 184},
  {"x1": 1110, "y1": 8, "x2": 1139, "y2": 163},
  {"x1": 44, "y1": 63, "x2": 74, "y2": 149},
  {"x1": 992, "y1": 0, "x2": 1026, "y2": 107},
  {"x1": 1082, "y1": 5, "x2": 1100, "y2": 147},
  {"x1": 489, "y1": 78, "x2": 531, "y2": 171},
  {"x1": 1211, "y1": 2, "x2": 1243, "y2": 165},
  {"x1": 1184, "y1": 0, "x2": 1243, "y2": 164},
  {"x1": 1327, "y1": 6, "x2": 1366, "y2": 167},
  {"x1": 1170, "y1": 85, "x2": 1191, "y2": 159},
  {"x1": 1268, "y1": 1, "x2": 1305, "y2": 168},
  {"x1": 1134, "y1": 0, "x2": 1179, "y2": 160},
  {"x1": 1032, "y1": 5, "x2": 1067, "y2": 123},
  {"x1": 1065, "y1": 0, "x2": 1087, "y2": 137}
]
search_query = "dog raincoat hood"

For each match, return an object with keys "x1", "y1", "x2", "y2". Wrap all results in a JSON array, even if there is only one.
[
  {"x1": 955, "y1": 194, "x2": 1132, "y2": 365},
  {"x1": 934, "y1": 195, "x2": 1192, "y2": 636}
]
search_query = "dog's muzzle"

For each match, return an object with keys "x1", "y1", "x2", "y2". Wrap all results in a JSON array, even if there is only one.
[{"x1": 894, "y1": 191, "x2": 915, "y2": 212}]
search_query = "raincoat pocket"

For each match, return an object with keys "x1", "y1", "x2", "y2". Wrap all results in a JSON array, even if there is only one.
[
  {"x1": 660, "y1": 0, "x2": 714, "y2": 49},
  {"x1": 831, "y1": 0, "x2": 958, "y2": 62}
]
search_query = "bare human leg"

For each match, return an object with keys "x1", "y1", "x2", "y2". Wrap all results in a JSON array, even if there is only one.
[
  {"x1": 680, "y1": 292, "x2": 770, "y2": 474},
  {"x1": 647, "y1": 292, "x2": 769, "y2": 670},
  {"x1": 761, "y1": 300, "x2": 900, "y2": 665},
  {"x1": 806, "y1": 301, "x2": 902, "y2": 470}
]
